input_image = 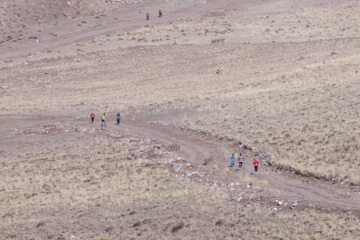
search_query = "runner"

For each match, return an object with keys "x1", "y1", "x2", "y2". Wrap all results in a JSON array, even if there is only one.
[
  {"x1": 238, "y1": 153, "x2": 244, "y2": 170},
  {"x1": 101, "y1": 113, "x2": 106, "y2": 127},
  {"x1": 230, "y1": 153, "x2": 235, "y2": 167},
  {"x1": 159, "y1": 9, "x2": 162, "y2": 17},
  {"x1": 146, "y1": 13, "x2": 150, "y2": 20},
  {"x1": 90, "y1": 113, "x2": 95, "y2": 123},
  {"x1": 253, "y1": 158, "x2": 259, "y2": 173},
  {"x1": 116, "y1": 112, "x2": 121, "y2": 125}
]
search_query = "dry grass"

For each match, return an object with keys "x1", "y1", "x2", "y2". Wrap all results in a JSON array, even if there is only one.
[
  {"x1": 1, "y1": 137, "x2": 359, "y2": 239},
  {"x1": 1, "y1": 39, "x2": 359, "y2": 182},
  {"x1": 1, "y1": 0, "x2": 360, "y2": 238}
]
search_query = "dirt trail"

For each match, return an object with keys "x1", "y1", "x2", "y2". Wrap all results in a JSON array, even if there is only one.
[
  {"x1": 115, "y1": 120, "x2": 359, "y2": 210},
  {"x1": 1, "y1": 115, "x2": 359, "y2": 210},
  {"x1": 0, "y1": 0, "x2": 245, "y2": 61},
  {"x1": 1, "y1": 0, "x2": 359, "y2": 212}
]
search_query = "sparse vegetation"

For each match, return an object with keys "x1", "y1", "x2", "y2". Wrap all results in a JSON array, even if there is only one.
[{"x1": 1, "y1": 0, "x2": 360, "y2": 238}]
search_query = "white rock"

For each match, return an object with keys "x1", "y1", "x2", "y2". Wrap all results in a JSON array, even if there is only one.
[
  {"x1": 174, "y1": 163, "x2": 183, "y2": 172},
  {"x1": 187, "y1": 171, "x2": 200, "y2": 178}
]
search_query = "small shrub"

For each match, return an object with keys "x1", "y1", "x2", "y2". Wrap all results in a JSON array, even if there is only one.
[
  {"x1": 203, "y1": 156, "x2": 213, "y2": 165},
  {"x1": 167, "y1": 143, "x2": 181, "y2": 152}
]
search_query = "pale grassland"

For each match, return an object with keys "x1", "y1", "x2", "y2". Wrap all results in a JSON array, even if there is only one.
[
  {"x1": 1, "y1": 0, "x2": 360, "y2": 238},
  {"x1": 1, "y1": 38, "x2": 359, "y2": 182},
  {"x1": 226, "y1": 1, "x2": 360, "y2": 43},
  {"x1": 179, "y1": 56, "x2": 360, "y2": 182},
  {"x1": 1, "y1": 138, "x2": 359, "y2": 239}
]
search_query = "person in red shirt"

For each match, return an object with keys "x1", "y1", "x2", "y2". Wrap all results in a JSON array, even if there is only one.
[
  {"x1": 90, "y1": 113, "x2": 95, "y2": 123},
  {"x1": 253, "y1": 158, "x2": 259, "y2": 173}
]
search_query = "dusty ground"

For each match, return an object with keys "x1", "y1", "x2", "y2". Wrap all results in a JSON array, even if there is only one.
[{"x1": 1, "y1": 0, "x2": 360, "y2": 239}]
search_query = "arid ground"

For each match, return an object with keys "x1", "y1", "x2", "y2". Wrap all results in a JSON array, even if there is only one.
[{"x1": 1, "y1": 0, "x2": 360, "y2": 239}]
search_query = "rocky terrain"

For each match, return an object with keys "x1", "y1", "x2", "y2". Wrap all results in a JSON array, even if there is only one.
[{"x1": 0, "y1": 0, "x2": 359, "y2": 239}]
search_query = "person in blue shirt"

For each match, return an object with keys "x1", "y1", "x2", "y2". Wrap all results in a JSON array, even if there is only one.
[
  {"x1": 116, "y1": 113, "x2": 121, "y2": 125},
  {"x1": 231, "y1": 153, "x2": 235, "y2": 167}
]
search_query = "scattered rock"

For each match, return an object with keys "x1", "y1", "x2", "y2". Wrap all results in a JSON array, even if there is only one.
[
  {"x1": 133, "y1": 221, "x2": 143, "y2": 228},
  {"x1": 143, "y1": 219, "x2": 152, "y2": 224},
  {"x1": 174, "y1": 163, "x2": 183, "y2": 172},
  {"x1": 187, "y1": 171, "x2": 200, "y2": 178},
  {"x1": 290, "y1": 200, "x2": 299, "y2": 209},
  {"x1": 129, "y1": 211, "x2": 136, "y2": 215},
  {"x1": 211, "y1": 38, "x2": 225, "y2": 44},
  {"x1": 144, "y1": 163, "x2": 157, "y2": 167},
  {"x1": 172, "y1": 223, "x2": 184, "y2": 233},
  {"x1": 216, "y1": 69, "x2": 222, "y2": 74},
  {"x1": 163, "y1": 222, "x2": 174, "y2": 232},
  {"x1": 36, "y1": 222, "x2": 45, "y2": 228},
  {"x1": 105, "y1": 227, "x2": 113, "y2": 232},
  {"x1": 215, "y1": 219, "x2": 223, "y2": 226},
  {"x1": 138, "y1": 228, "x2": 148, "y2": 236}
]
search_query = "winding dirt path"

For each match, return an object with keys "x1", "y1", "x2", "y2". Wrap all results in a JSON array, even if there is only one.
[
  {"x1": 1, "y1": 0, "x2": 359, "y2": 212},
  {"x1": 1, "y1": 115, "x2": 359, "y2": 210},
  {"x1": 116, "y1": 120, "x2": 360, "y2": 210},
  {"x1": 0, "y1": 0, "x2": 245, "y2": 61}
]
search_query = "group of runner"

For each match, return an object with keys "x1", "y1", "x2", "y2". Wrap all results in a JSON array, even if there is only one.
[
  {"x1": 90, "y1": 113, "x2": 121, "y2": 127},
  {"x1": 91, "y1": 112, "x2": 260, "y2": 172},
  {"x1": 146, "y1": 9, "x2": 162, "y2": 20},
  {"x1": 231, "y1": 153, "x2": 259, "y2": 173}
]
